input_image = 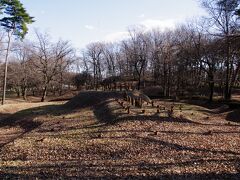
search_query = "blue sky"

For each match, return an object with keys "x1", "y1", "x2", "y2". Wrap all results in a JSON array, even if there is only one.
[{"x1": 21, "y1": 0, "x2": 206, "y2": 49}]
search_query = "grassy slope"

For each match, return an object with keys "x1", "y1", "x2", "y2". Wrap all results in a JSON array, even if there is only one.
[{"x1": 0, "y1": 91, "x2": 239, "y2": 179}]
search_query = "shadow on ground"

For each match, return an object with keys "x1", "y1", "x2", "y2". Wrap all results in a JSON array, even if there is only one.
[
  {"x1": 93, "y1": 98, "x2": 199, "y2": 126},
  {"x1": 0, "y1": 159, "x2": 239, "y2": 179},
  {"x1": 226, "y1": 109, "x2": 240, "y2": 123},
  {"x1": 0, "y1": 113, "x2": 11, "y2": 121},
  {"x1": 0, "y1": 91, "x2": 239, "y2": 179},
  {"x1": 0, "y1": 91, "x2": 121, "y2": 149},
  {"x1": 0, "y1": 105, "x2": 63, "y2": 149},
  {"x1": 178, "y1": 99, "x2": 240, "y2": 124}
]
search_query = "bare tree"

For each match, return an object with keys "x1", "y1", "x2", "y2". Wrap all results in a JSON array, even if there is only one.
[
  {"x1": 101, "y1": 43, "x2": 117, "y2": 78},
  {"x1": 85, "y1": 42, "x2": 103, "y2": 90},
  {"x1": 124, "y1": 27, "x2": 150, "y2": 89},
  {"x1": 31, "y1": 31, "x2": 75, "y2": 102},
  {"x1": 202, "y1": 0, "x2": 239, "y2": 100}
]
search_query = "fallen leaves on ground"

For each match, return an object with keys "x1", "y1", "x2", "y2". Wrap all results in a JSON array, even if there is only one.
[{"x1": 0, "y1": 91, "x2": 239, "y2": 179}]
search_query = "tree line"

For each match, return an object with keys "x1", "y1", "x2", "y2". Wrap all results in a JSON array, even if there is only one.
[
  {"x1": 0, "y1": 0, "x2": 240, "y2": 103},
  {"x1": 78, "y1": 0, "x2": 240, "y2": 102},
  {"x1": 0, "y1": 32, "x2": 76, "y2": 102}
]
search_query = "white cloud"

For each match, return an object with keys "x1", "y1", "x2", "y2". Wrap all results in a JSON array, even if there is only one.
[
  {"x1": 104, "y1": 18, "x2": 181, "y2": 43},
  {"x1": 84, "y1": 25, "x2": 95, "y2": 30},
  {"x1": 138, "y1": 14, "x2": 145, "y2": 18},
  {"x1": 105, "y1": 31, "x2": 130, "y2": 42},
  {"x1": 140, "y1": 19, "x2": 176, "y2": 31}
]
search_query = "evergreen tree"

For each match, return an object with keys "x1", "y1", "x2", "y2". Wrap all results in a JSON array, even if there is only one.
[{"x1": 0, "y1": 0, "x2": 34, "y2": 105}]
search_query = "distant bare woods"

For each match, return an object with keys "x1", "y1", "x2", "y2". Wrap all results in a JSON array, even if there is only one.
[{"x1": 0, "y1": 0, "x2": 239, "y2": 102}]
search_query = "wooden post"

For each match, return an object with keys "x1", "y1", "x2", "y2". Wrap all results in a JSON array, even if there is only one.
[
  {"x1": 179, "y1": 104, "x2": 183, "y2": 112},
  {"x1": 168, "y1": 110, "x2": 172, "y2": 117},
  {"x1": 135, "y1": 97, "x2": 141, "y2": 107},
  {"x1": 157, "y1": 105, "x2": 160, "y2": 114},
  {"x1": 120, "y1": 102, "x2": 124, "y2": 108},
  {"x1": 127, "y1": 106, "x2": 130, "y2": 114},
  {"x1": 151, "y1": 101, "x2": 154, "y2": 107},
  {"x1": 139, "y1": 97, "x2": 142, "y2": 108},
  {"x1": 134, "y1": 98, "x2": 137, "y2": 107},
  {"x1": 168, "y1": 106, "x2": 174, "y2": 117}
]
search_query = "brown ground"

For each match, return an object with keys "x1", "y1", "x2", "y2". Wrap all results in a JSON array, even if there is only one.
[{"x1": 0, "y1": 91, "x2": 239, "y2": 179}]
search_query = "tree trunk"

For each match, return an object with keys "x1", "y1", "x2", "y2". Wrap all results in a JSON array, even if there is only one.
[
  {"x1": 208, "y1": 70, "x2": 214, "y2": 102},
  {"x1": 1, "y1": 31, "x2": 12, "y2": 105},
  {"x1": 23, "y1": 88, "x2": 27, "y2": 100},
  {"x1": 228, "y1": 61, "x2": 240, "y2": 101},
  {"x1": 224, "y1": 39, "x2": 231, "y2": 101},
  {"x1": 22, "y1": 87, "x2": 27, "y2": 100},
  {"x1": 41, "y1": 86, "x2": 48, "y2": 102},
  {"x1": 209, "y1": 81, "x2": 214, "y2": 102},
  {"x1": 32, "y1": 88, "x2": 35, "y2": 96},
  {"x1": 59, "y1": 71, "x2": 63, "y2": 96},
  {"x1": 16, "y1": 88, "x2": 21, "y2": 98},
  {"x1": 163, "y1": 61, "x2": 167, "y2": 97},
  {"x1": 137, "y1": 76, "x2": 141, "y2": 90}
]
